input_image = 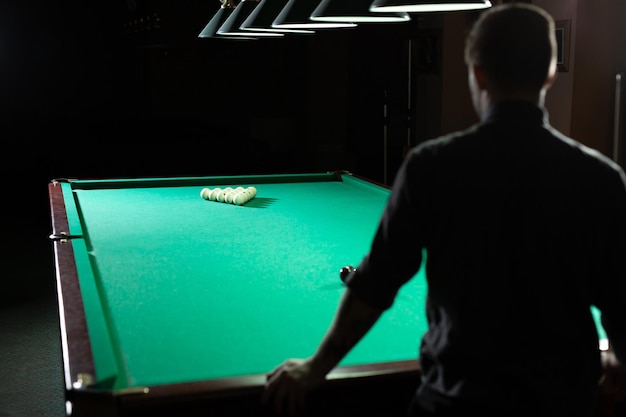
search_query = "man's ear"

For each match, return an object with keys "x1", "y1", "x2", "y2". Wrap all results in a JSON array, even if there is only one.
[
  {"x1": 544, "y1": 63, "x2": 557, "y2": 89},
  {"x1": 471, "y1": 63, "x2": 488, "y2": 90}
]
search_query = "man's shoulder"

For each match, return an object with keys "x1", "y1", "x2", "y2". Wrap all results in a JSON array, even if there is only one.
[
  {"x1": 549, "y1": 127, "x2": 626, "y2": 181},
  {"x1": 407, "y1": 123, "x2": 484, "y2": 160}
]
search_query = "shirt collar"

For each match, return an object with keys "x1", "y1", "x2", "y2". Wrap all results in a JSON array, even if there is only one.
[{"x1": 481, "y1": 100, "x2": 549, "y2": 127}]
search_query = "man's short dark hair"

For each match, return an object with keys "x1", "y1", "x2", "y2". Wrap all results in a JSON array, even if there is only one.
[{"x1": 464, "y1": 4, "x2": 557, "y2": 94}]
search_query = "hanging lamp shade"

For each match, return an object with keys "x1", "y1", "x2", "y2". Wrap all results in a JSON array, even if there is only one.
[
  {"x1": 311, "y1": 0, "x2": 410, "y2": 23},
  {"x1": 272, "y1": 0, "x2": 357, "y2": 29},
  {"x1": 218, "y1": 0, "x2": 284, "y2": 37},
  {"x1": 199, "y1": 0, "x2": 239, "y2": 37},
  {"x1": 369, "y1": 0, "x2": 491, "y2": 13},
  {"x1": 240, "y1": 0, "x2": 315, "y2": 34}
]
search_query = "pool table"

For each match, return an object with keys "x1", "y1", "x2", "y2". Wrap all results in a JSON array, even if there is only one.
[{"x1": 48, "y1": 171, "x2": 428, "y2": 417}]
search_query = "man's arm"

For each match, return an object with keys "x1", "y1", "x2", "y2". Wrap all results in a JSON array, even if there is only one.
[{"x1": 262, "y1": 287, "x2": 384, "y2": 416}]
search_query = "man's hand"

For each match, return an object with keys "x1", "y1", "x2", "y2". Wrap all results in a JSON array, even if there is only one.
[
  {"x1": 262, "y1": 358, "x2": 326, "y2": 416},
  {"x1": 262, "y1": 289, "x2": 383, "y2": 416},
  {"x1": 600, "y1": 350, "x2": 626, "y2": 416}
]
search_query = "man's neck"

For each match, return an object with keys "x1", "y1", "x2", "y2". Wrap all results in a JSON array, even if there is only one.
[
  {"x1": 489, "y1": 89, "x2": 544, "y2": 106},
  {"x1": 478, "y1": 88, "x2": 545, "y2": 119}
]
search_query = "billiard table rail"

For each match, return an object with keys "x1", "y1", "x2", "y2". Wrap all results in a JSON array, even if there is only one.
[
  {"x1": 62, "y1": 359, "x2": 421, "y2": 417},
  {"x1": 49, "y1": 181, "x2": 97, "y2": 392}
]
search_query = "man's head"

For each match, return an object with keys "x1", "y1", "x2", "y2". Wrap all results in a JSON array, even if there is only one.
[{"x1": 464, "y1": 4, "x2": 557, "y2": 114}]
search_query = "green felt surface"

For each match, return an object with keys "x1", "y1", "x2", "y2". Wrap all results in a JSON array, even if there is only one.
[
  {"x1": 61, "y1": 174, "x2": 429, "y2": 390},
  {"x1": 60, "y1": 173, "x2": 608, "y2": 392}
]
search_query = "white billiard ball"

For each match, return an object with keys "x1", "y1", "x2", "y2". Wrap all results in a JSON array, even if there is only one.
[
  {"x1": 225, "y1": 190, "x2": 238, "y2": 204},
  {"x1": 218, "y1": 188, "x2": 233, "y2": 203},
  {"x1": 209, "y1": 188, "x2": 222, "y2": 201},
  {"x1": 233, "y1": 192, "x2": 247, "y2": 206}
]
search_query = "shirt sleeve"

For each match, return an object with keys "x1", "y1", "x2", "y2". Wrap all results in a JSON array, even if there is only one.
[{"x1": 345, "y1": 147, "x2": 431, "y2": 310}]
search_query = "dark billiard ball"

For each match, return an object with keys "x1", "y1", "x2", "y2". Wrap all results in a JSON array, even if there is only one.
[{"x1": 339, "y1": 266, "x2": 356, "y2": 283}]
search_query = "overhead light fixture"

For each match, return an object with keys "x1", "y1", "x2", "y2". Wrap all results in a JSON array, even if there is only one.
[
  {"x1": 199, "y1": 0, "x2": 241, "y2": 38},
  {"x1": 241, "y1": 0, "x2": 315, "y2": 34},
  {"x1": 311, "y1": 0, "x2": 411, "y2": 23},
  {"x1": 218, "y1": 0, "x2": 284, "y2": 37},
  {"x1": 272, "y1": 0, "x2": 358, "y2": 29},
  {"x1": 369, "y1": 0, "x2": 492, "y2": 13}
]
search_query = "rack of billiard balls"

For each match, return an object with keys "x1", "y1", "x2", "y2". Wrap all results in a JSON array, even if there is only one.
[{"x1": 200, "y1": 186, "x2": 257, "y2": 206}]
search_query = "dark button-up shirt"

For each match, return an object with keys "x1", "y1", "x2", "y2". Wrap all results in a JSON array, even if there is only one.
[{"x1": 346, "y1": 101, "x2": 626, "y2": 415}]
